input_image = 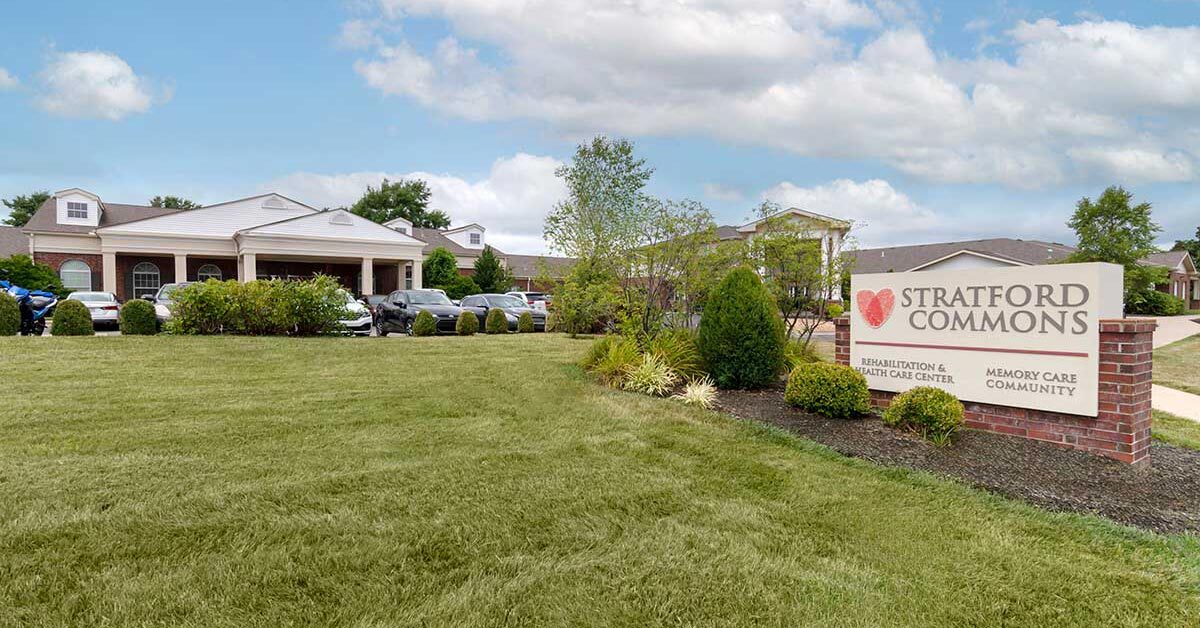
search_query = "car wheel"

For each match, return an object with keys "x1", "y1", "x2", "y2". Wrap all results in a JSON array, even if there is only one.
[
  {"x1": 404, "y1": 318, "x2": 414, "y2": 336},
  {"x1": 375, "y1": 318, "x2": 388, "y2": 337}
]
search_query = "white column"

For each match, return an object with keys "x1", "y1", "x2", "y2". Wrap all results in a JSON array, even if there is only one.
[
  {"x1": 411, "y1": 259, "x2": 423, "y2": 289},
  {"x1": 399, "y1": 262, "x2": 407, "y2": 291},
  {"x1": 360, "y1": 258, "x2": 374, "y2": 296},
  {"x1": 242, "y1": 253, "x2": 257, "y2": 283},
  {"x1": 174, "y1": 253, "x2": 187, "y2": 283},
  {"x1": 102, "y1": 252, "x2": 117, "y2": 294}
]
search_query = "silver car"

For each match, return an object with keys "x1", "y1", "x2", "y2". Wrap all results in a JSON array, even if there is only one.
[{"x1": 66, "y1": 291, "x2": 121, "y2": 330}]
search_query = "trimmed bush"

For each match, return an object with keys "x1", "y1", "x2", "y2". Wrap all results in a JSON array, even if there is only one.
[
  {"x1": 883, "y1": 386, "x2": 964, "y2": 445},
  {"x1": 50, "y1": 299, "x2": 94, "y2": 336},
  {"x1": 784, "y1": 362, "x2": 870, "y2": 419},
  {"x1": 168, "y1": 277, "x2": 346, "y2": 336},
  {"x1": 0, "y1": 292, "x2": 19, "y2": 336},
  {"x1": 456, "y1": 310, "x2": 479, "y2": 335},
  {"x1": 517, "y1": 311, "x2": 535, "y2": 333},
  {"x1": 826, "y1": 303, "x2": 844, "y2": 319},
  {"x1": 645, "y1": 329, "x2": 702, "y2": 378},
  {"x1": 412, "y1": 310, "x2": 437, "y2": 336},
  {"x1": 697, "y1": 267, "x2": 786, "y2": 389},
  {"x1": 1128, "y1": 290, "x2": 1186, "y2": 316},
  {"x1": 119, "y1": 299, "x2": 158, "y2": 335},
  {"x1": 673, "y1": 376, "x2": 717, "y2": 409},
  {"x1": 622, "y1": 353, "x2": 678, "y2": 396},
  {"x1": 485, "y1": 308, "x2": 508, "y2": 334}
]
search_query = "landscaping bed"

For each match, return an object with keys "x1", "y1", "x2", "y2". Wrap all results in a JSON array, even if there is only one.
[{"x1": 718, "y1": 381, "x2": 1200, "y2": 534}]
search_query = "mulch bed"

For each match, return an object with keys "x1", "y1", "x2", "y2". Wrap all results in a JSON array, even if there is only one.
[{"x1": 717, "y1": 382, "x2": 1200, "y2": 534}]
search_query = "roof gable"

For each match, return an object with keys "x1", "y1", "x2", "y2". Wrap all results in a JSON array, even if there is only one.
[
  {"x1": 240, "y1": 209, "x2": 426, "y2": 244},
  {"x1": 97, "y1": 193, "x2": 316, "y2": 238},
  {"x1": 737, "y1": 207, "x2": 850, "y2": 233}
]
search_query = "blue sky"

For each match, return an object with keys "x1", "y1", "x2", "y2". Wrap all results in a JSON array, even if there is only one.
[{"x1": 1, "y1": 0, "x2": 1197, "y2": 254}]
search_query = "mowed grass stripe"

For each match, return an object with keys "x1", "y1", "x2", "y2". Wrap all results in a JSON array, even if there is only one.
[{"x1": 0, "y1": 335, "x2": 1197, "y2": 627}]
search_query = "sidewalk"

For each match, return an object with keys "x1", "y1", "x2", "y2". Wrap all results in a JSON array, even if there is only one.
[{"x1": 1149, "y1": 315, "x2": 1200, "y2": 422}]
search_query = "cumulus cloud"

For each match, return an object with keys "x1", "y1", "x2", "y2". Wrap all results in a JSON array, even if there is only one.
[
  {"x1": 37, "y1": 51, "x2": 166, "y2": 120},
  {"x1": 702, "y1": 183, "x2": 745, "y2": 202},
  {"x1": 263, "y1": 153, "x2": 565, "y2": 254},
  {"x1": 346, "y1": 4, "x2": 1200, "y2": 187},
  {"x1": 0, "y1": 68, "x2": 18, "y2": 90},
  {"x1": 761, "y1": 178, "x2": 939, "y2": 246}
]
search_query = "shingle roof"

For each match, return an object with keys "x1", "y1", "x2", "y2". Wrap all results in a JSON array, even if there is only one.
[
  {"x1": 411, "y1": 227, "x2": 481, "y2": 257},
  {"x1": 715, "y1": 225, "x2": 741, "y2": 240},
  {"x1": 0, "y1": 226, "x2": 29, "y2": 258},
  {"x1": 847, "y1": 238, "x2": 1077, "y2": 274},
  {"x1": 504, "y1": 254, "x2": 575, "y2": 278},
  {"x1": 1141, "y1": 250, "x2": 1189, "y2": 269},
  {"x1": 22, "y1": 196, "x2": 180, "y2": 234}
]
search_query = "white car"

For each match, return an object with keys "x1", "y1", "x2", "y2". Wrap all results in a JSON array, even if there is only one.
[
  {"x1": 66, "y1": 291, "x2": 121, "y2": 330},
  {"x1": 339, "y1": 291, "x2": 373, "y2": 336},
  {"x1": 506, "y1": 291, "x2": 551, "y2": 311}
]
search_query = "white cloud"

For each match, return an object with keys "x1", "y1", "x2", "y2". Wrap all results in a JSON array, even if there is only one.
[
  {"x1": 37, "y1": 51, "x2": 164, "y2": 120},
  {"x1": 0, "y1": 68, "x2": 18, "y2": 90},
  {"x1": 702, "y1": 182, "x2": 745, "y2": 202},
  {"x1": 346, "y1": 4, "x2": 1200, "y2": 187},
  {"x1": 337, "y1": 19, "x2": 384, "y2": 50},
  {"x1": 761, "y1": 178, "x2": 939, "y2": 246},
  {"x1": 263, "y1": 153, "x2": 565, "y2": 254}
]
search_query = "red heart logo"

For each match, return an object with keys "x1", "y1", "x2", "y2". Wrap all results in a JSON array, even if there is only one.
[{"x1": 856, "y1": 289, "x2": 895, "y2": 328}]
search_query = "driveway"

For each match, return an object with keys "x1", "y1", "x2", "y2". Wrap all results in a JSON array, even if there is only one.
[{"x1": 1146, "y1": 315, "x2": 1200, "y2": 423}]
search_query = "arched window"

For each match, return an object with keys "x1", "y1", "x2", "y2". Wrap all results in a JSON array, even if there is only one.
[
  {"x1": 196, "y1": 264, "x2": 223, "y2": 281},
  {"x1": 132, "y1": 262, "x2": 161, "y2": 299},
  {"x1": 59, "y1": 260, "x2": 92, "y2": 292}
]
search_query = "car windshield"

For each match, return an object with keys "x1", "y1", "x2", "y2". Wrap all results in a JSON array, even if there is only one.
[
  {"x1": 70, "y1": 293, "x2": 113, "y2": 302},
  {"x1": 407, "y1": 291, "x2": 453, "y2": 305},
  {"x1": 488, "y1": 295, "x2": 527, "y2": 308},
  {"x1": 157, "y1": 284, "x2": 185, "y2": 300}
]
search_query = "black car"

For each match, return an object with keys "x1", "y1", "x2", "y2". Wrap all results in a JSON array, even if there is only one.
[
  {"x1": 374, "y1": 289, "x2": 464, "y2": 336},
  {"x1": 459, "y1": 293, "x2": 547, "y2": 331}
]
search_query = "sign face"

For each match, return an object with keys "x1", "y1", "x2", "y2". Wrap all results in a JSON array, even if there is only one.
[{"x1": 849, "y1": 262, "x2": 1123, "y2": 416}]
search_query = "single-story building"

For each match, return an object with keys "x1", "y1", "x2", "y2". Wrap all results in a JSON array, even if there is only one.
[
  {"x1": 0, "y1": 225, "x2": 27, "y2": 259},
  {"x1": 16, "y1": 188, "x2": 573, "y2": 300},
  {"x1": 847, "y1": 237, "x2": 1199, "y2": 310}
]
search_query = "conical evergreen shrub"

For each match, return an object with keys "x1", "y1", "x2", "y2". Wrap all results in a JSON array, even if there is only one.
[{"x1": 697, "y1": 266, "x2": 785, "y2": 389}]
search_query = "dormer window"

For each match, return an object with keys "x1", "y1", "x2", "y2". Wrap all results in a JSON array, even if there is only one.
[
  {"x1": 470, "y1": 233, "x2": 481, "y2": 245},
  {"x1": 396, "y1": 227, "x2": 408, "y2": 234},
  {"x1": 67, "y1": 202, "x2": 88, "y2": 219}
]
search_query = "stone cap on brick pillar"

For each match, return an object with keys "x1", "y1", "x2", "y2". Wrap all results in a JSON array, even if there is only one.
[
  {"x1": 1099, "y1": 318, "x2": 1158, "y2": 334},
  {"x1": 834, "y1": 315, "x2": 851, "y2": 328}
]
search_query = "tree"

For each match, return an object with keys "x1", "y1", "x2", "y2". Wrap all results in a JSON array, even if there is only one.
[
  {"x1": 0, "y1": 255, "x2": 65, "y2": 296},
  {"x1": 350, "y1": 179, "x2": 450, "y2": 228},
  {"x1": 1065, "y1": 186, "x2": 1164, "y2": 304},
  {"x1": 623, "y1": 198, "x2": 718, "y2": 336},
  {"x1": 2, "y1": 191, "x2": 50, "y2": 227},
  {"x1": 472, "y1": 246, "x2": 514, "y2": 293},
  {"x1": 697, "y1": 266, "x2": 786, "y2": 390},
  {"x1": 149, "y1": 196, "x2": 201, "y2": 209},
  {"x1": 422, "y1": 247, "x2": 459, "y2": 288},
  {"x1": 1172, "y1": 226, "x2": 1200, "y2": 265}
]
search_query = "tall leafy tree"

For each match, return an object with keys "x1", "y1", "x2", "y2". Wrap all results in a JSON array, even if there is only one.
[
  {"x1": 2, "y1": 191, "x2": 50, "y2": 227},
  {"x1": 472, "y1": 246, "x2": 514, "y2": 293},
  {"x1": 1172, "y1": 226, "x2": 1200, "y2": 264},
  {"x1": 149, "y1": 196, "x2": 202, "y2": 209},
  {"x1": 350, "y1": 179, "x2": 450, "y2": 228},
  {"x1": 1065, "y1": 186, "x2": 1164, "y2": 303},
  {"x1": 422, "y1": 247, "x2": 459, "y2": 288}
]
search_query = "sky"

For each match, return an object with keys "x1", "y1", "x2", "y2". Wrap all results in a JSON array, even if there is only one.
[{"x1": 1, "y1": 0, "x2": 1198, "y2": 254}]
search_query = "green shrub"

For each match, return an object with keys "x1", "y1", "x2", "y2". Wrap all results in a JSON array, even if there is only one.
[
  {"x1": 456, "y1": 310, "x2": 479, "y2": 335},
  {"x1": 883, "y1": 386, "x2": 965, "y2": 445},
  {"x1": 168, "y1": 277, "x2": 346, "y2": 336},
  {"x1": 784, "y1": 362, "x2": 870, "y2": 419},
  {"x1": 555, "y1": 259, "x2": 619, "y2": 335},
  {"x1": 485, "y1": 308, "x2": 508, "y2": 334},
  {"x1": 545, "y1": 311, "x2": 560, "y2": 333},
  {"x1": 118, "y1": 299, "x2": 158, "y2": 335},
  {"x1": 413, "y1": 310, "x2": 437, "y2": 336},
  {"x1": 622, "y1": 353, "x2": 679, "y2": 396},
  {"x1": 0, "y1": 292, "x2": 19, "y2": 336},
  {"x1": 0, "y1": 255, "x2": 66, "y2": 297},
  {"x1": 439, "y1": 274, "x2": 481, "y2": 301},
  {"x1": 581, "y1": 335, "x2": 617, "y2": 371},
  {"x1": 517, "y1": 311, "x2": 535, "y2": 333},
  {"x1": 169, "y1": 280, "x2": 234, "y2": 335},
  {"x1": 826, "y1": 303, "x2": 844, "y2": 319},
  {"x1": 592, "y1": 336, "x2": 641, "y2": 386},
  {"x1": 672, "y1": 376, "x2": 717, "y2": 409},
  {"x1": 784, "y1": 340, "x2": 823, "y2": 369},
  {"x1": 697, "y1": 267, "x2": 786, "y2": 389},
  {"x1": 1127, "y1": 290, "x2": 1186, "y2": 316},
  {"x1": 645, "y1": 329, "x2": 702, "y2": 378},
  {"x1": 50, "y1": 299, "x2": 94, "y2": 336}
]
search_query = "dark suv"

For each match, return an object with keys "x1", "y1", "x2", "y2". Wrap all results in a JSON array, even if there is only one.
[
  {"x1": 459, "y1": 293, "x2": 547, "y2": 331},
  {"x1": 374, "y1": 289, "x2": 464, "y2": 336}
]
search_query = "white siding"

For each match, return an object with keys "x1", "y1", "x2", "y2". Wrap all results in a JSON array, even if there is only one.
[
  {"x1": 55, "y1": 191, "x2": 101, "y2": 228},
  {"x1": 445, "y1": 226, "x2": 485, "y2": 250},
  {"x1": 917, "y1": 254, "x2": 1018, "y2": 272},
  {"x1": 245, "y1": 210, "x2": 425, "y2": 244},
  {"x1": 98, "y1": 194, "x2": 314, "y2": 237}
]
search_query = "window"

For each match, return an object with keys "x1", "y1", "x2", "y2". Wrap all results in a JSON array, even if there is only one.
[
  {"x1": 132, "y1": 262, "x2": 161, "y2": 299},
  {"x1": 396, "y1": 227, "x2": 408, "y2": 234},
  {"x1": 196, "y1": 264, "x2": 223, "y2": 281},
  {"x1": 405, "y1": 264, "x2": 413, "y2": 290},
  {"x1": 59, "y1": 260, "x2": 91, "y2": 292},
  {"x1": 469, "y1": 233, "x2": 481, "y2": 245},
  {"x1": 66, "y1": 201, "x2": 88, "y2": 219}
]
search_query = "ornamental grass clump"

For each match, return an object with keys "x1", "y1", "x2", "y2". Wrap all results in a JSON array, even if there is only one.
[
  {"x1": 412, "y1": 310, "x2": 437, "y2": 336},
  {"x1": 589, "y1": 336, "x2": 641, "y2": 386},
  {"x1": 118, "y1": 299, "x2": 158, "y2": 335},
  {"x1": 50, "y1": 299, "x2": 94, "y2": 336},
  {"x1": 672, "y1": 377, "x2": 718, "y2": 410},
  {"x1": 456, "y1": 310, "x2": 479, "y2": 335},
  {"x1": 644, "y1": 328, "x2": 703, "y2": 379},
  {"x1": 0, "y1": 293, "x2": 19, "y2": 336},
  {"x1": 485, "y1": 308, "x2": 509, "y2": 334},
  {"x1": 517, "y1": 311, "x2": 535, "y2": 333},
  {"x1": 697, "y1": 267, "x2": 786, "y2": 389},
  {"x1": 784, "y1": 362, "x2": 870, "y2": 419},
  {"x1": 622, "y1": 353, "x2": 679, "y2": 396},
  {"x1": 883, "y1": 386, "x2": 965, "y2": 445}
]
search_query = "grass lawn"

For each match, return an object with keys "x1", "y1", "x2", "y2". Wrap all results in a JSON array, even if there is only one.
[
  {"x1": 1, "y1": 335, "x2": 1199, "y2": 626},
  {"x1": 1155, "y1": 335, "x2": 1200, "y2": 396},
  {"x1": 1153, "y1": 410, "x2": 1200, "y2": 451}
]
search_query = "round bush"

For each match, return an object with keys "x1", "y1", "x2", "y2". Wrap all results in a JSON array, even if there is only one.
[
  {"x1": 119, "y1": 299, "x2": 158, "y2": 335},
  {"x1": 826, "y1": 303, "x2": 844, "y2": 319},
  {"x1": 456, "y1": 310, "x2": 479, "y2": 335},
  {"x1": 784, "y1": 362, "x2": 870, "y2": 419},
  {"x1": 485, "y1": 308, "x2": 508, "y2": 334},
  {"x1": 0, "y1": 292, "x2": 19, "y2": 336},
  {"x1": 412, "y1": 310, "x2": 437, "y2": 336},
  {"x1": 50, "y1": 299, "x2": 94, "y2": 336},
  {"x1": 517, "y1": 311, "x2": 535, "y2": 333},
  {"x1": 697, "y1": 267, "x2": 786, "y2": 389},
  {"x1": 883, "y1": 386, "x2": 964, "y2": 443}
]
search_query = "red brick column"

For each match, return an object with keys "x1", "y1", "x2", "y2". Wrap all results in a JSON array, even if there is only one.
[{"x1": 834, "y1": 315, "x2": 1156, "y2": 466}]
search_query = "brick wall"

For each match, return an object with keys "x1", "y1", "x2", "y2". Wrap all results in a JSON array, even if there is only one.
[
  {"x1": 32, "y1": 252, "x2": 103, "y2": 291},
  {"x1": 834, "y1": 316, "x2": 1156, "y2": 466}
]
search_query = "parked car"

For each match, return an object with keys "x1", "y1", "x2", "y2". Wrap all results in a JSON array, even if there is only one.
[
  {"x1": 339, "y1": 291, "x2": 373, "y2": 336},
  {"x1": 362, "y1": 294, "x2": 388, "y2": 315},
  {"x1": 506, "y1": 291, "x2": 551, "y2": 311},
  {"x1": 66, "y1": 291, "x2": 121, "y2": 330},
  {"x1": 145, "y1": 282, "x2": 193, "y2": 325},
  {"x1": 460, "y1": 293, "x2": 547, "y2": 331},
  {"x1": 374, "y1": 289, "x2": 464, "y2": 336}
]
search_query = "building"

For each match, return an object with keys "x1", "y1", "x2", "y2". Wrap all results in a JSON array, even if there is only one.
[
  {"x1": 17, "y1": 188, "x2": 572, "y2": 300},
  {"x1": 848, "y1": 237, "x2": 1199, "y2": 310},
  {"x1": 714, "y1": 206, "x2": 853, "y2": 301}
]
